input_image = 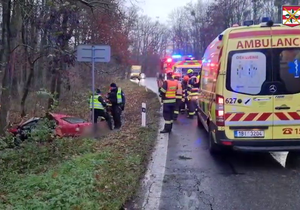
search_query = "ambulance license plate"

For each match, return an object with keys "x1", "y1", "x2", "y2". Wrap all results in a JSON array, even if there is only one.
[{"x1": 234, "y1": 131, "x2": 264, "y2": 138}]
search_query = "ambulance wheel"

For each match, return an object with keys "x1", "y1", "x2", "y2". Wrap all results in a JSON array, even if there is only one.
[
  {"x1": 286, "y1": 151, "x2": 300, "y2": 169},
  {"x1": 208, "y1": 129, "x2": 219, "y2": 155}
]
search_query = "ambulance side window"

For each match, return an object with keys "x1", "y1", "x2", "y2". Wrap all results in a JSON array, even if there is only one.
[
  {"x1": 226, "y1": 49, "x2": 272, "y2": 95},
  {"x1": 273, "y1": 48, "x2": 300, "y2": 94},
  {"x1": 201, "y1": 52, "x2": 219, "y2": 92}
]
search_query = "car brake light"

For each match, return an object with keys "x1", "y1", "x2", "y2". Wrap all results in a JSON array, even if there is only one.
[
  {"x1": 75, "y1": 125, "x2": 80, "y2": 132},
  {"x1": 215, "y1": 94, "x2": 225, "y2": 126}
]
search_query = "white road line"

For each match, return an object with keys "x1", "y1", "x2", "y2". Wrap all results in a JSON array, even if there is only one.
[
  {"x1": 270, "y1": 152, "x2": 288, "y2": 167},
  {"x1": 142, "y1": 119, "x2": 168, "y2": 210},
  {"x1": 141, "y1": 78, "x2": 167, "y2": 210}
]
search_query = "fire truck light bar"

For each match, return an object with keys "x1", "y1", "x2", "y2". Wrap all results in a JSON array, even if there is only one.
[{"x1": 172, "y1": 54, "x2": 182, "y2": 58}]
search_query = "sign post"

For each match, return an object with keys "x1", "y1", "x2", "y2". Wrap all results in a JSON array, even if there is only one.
[
  {"x1": 141, "y1": 103, "x2": 146, "y2": 127},
  {"x1": 76, "y1": 45, "x2": 111, "y2": 131}
]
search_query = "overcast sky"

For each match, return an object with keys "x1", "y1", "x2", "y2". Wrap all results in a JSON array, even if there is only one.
[{"x1": 134, "y1": 0, "x2": 197, "y2": 23}]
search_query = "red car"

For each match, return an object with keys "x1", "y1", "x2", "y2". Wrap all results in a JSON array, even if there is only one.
[{"x1": 8, "y1": 113, "x2": 92, "y2": 140}]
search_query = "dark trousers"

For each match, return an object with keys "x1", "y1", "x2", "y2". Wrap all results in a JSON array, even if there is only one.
[
  {"x1": 187, "y1": 98, "x2": 197, "y2": 117},
  {"x1": 173, "y1": 99, "x2": 182, "y2": 120},
  {"x1": 111, "y1": 105, "x2": 122, "y2": 128},
  {"x1": 179, "y1": 99, "x2": 185, "y2": 112},
  {"x1": 163, "y1": 102, "x2": 175, "y2": 131},
  {"x1": 182, "y1": 89, "x2": 188, "y2": 112},
  {"x1": 92, "y1": 109, "x2": 112, "y2": 130}
]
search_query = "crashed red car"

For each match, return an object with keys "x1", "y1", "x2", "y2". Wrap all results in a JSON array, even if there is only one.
[{"x1": 8, "y1": 113, "x2": 92, "y2": 140}]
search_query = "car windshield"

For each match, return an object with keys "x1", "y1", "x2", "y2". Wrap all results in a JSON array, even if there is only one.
[
  {"x1": 62, "y1": 117, "x2": 87, "y2": 124},
  {"x1": 131, "y1": 70, "x2": 140, "y2": 73},
  {"x1": 177, "y1": 68, "x2": 201, "y2": 75},
  {"x1": 226, "y1": 48, "x2": 300, "y2": 95}
]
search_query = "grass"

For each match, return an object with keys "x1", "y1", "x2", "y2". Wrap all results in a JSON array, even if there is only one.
[{"x1": 0, "y1": 81, "x2": 161, "y2": 209}]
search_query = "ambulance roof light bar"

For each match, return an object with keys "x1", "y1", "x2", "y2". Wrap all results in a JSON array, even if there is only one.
[
  {"x1": 243, "y1": 20, "x2": 254, "y2": 26},
  {"x1": 260, "y1": 17, "x2": 274, "y2": 27},
  {"x1": 261, "y1": 17, "x2": 270, "y2": 22}
]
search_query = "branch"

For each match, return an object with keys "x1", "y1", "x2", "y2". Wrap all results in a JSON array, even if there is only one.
[{"x1": 74, "y1": 0, "x2": 111, "y2": 10}]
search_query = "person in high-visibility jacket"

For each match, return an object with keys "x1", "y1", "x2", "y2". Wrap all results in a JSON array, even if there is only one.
[
  {"x1": 159, "y1": 72, "x2": 178, "y2": 133},
  {"x1": 172, "y1": 75, "x2": 183, "y2": 121},
  {"x1": 181, "y1": 75, "x2": 189, "y2": 113},
  {"x1": 89, "y1": 88, "x2": 113, "y2": 130},
  {"x1": 107, "y1": 83, "x2": 126, "y2": 129},
  {"x1": 156, "y1": 73, "x2": 164, "y2": 100},
  {"x1": 186, "y1": 69, "x2": 199, "y2": 118}
]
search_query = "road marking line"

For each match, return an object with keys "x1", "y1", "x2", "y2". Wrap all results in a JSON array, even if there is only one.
[
  {"x1": 141, "y1": 78, "x2": 167, "y2": 210},
  {"x1": 270, "y1": 152, "x2": 288, "y2": 167},
  {"x1": 142, "y1": 119, "x2": 168, "y2": 210}
]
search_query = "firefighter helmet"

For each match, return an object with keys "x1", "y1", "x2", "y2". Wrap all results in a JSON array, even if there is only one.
[
  {"x1": 166, "y1": 72, "x2": 173, "y2": 78},
  {"x1": 187, "y1": 69, "x2": 194, "y2": 74}
]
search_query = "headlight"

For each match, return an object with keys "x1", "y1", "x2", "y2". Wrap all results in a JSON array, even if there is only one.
[
  {"x1": 140, "y1": 73, "x2": 145, "y2": 79},
  {"x1": 192, "y1": 96, "x2": 198, "y2": 99}
]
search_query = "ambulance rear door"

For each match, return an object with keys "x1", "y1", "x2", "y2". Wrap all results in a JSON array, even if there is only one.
[
  {"x1": 223, "y1": 28, "x2": 274, "y2": 140},
  {"x1": 271, "y1": 27, "x2": 300, "y2": 140}
]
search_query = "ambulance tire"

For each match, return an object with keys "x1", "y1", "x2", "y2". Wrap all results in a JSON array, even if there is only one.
[
  {"x1": 286, "y1": 151, "x2": 300, "y2": 169},
  {"x1": 208, "y1": 126, "x2": 220, "y2": 155}
]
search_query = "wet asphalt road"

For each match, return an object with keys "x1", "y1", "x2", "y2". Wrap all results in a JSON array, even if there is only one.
[{"x1": 141, "y1": 78, "x2": 300, "y2": 210}]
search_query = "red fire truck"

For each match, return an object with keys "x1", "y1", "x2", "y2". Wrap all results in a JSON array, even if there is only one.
[{"x1": 160, "y1": 55, "x2": 195, "y2": 74}]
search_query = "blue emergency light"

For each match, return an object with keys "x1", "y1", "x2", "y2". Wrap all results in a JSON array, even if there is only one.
[
  {"x1": 172, "y1": 54, "x2": 182, "y2": 58},
  {"x1": 261, "y1": 17, "x2": 270, "y2": 23}
]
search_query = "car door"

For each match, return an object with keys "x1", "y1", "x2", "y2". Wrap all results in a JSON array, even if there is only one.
[
  {"x1": 223, "y1": 47, "x2": 274, "y2": 140},
  {"x1": 271, "y1": 31, "x2": 300, "y2": 139}
]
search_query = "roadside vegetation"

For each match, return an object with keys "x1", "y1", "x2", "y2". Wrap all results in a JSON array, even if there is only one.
[{"x1": 0, "y1": 81, "x2": 161, "y2": 209}]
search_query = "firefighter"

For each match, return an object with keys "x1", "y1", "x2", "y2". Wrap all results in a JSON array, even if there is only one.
[
  {"x1": 186, "y1": 69, "x2": 199, "y2": 118},
  {"x1": 107, "y1": 83, "x2": 126, "y2": 129},
  {"x1": 159, "y1": 72, "x2": 178, "y2": 133},
  {"x1": 89, "y1": 88, "x2": 113, "y2": 131},
  {"x1": 196, "y1": 72, "x2": 201, "y2": 85},
  {"x1": 181, "y1": 74, "x2": 190, "y2": 113},
  {"x1": 173, "y1": 75, "x2": 182, "y2": 121},
  {"x1": 157, "y1": 73, "x2": 164, "y2": 94}
]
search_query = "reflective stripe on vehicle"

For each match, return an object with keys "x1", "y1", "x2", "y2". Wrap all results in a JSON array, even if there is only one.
[
  {"x1": 225, "y1": 112, "x2": 300, "y2": 125},
  {"x1": 225, "y1": 113, "x2": 272, "y2": 121}
]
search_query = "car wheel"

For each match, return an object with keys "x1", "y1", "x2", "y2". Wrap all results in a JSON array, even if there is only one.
[{"x1": 208, "y1": 128, "x2": 220, "y2": 155}]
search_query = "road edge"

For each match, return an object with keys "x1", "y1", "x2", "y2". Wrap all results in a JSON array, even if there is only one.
[
  {"x1": 141, "y1": 113, "x2": 168, "y2": 210},
  {"x1": 131, "y1": 78, "x2": 168, "y2": 210}
]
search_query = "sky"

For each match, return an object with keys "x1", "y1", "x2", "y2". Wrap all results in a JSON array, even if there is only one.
[{"x1": 133, "y1": 0, "x2": 197, "y2": 23}]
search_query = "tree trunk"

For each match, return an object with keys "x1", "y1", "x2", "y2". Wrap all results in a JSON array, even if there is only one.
[
  {"x1": 0, "y1": 0, "x2": 12, "y2": 134},
  {"x1": 20, "y1": 65, "x2": 34, "y2": 117}
]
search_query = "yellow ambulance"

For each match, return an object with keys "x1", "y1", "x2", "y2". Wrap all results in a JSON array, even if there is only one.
[{"x1": 197, "y1": 18, "x2": 300, "y2": 154}]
